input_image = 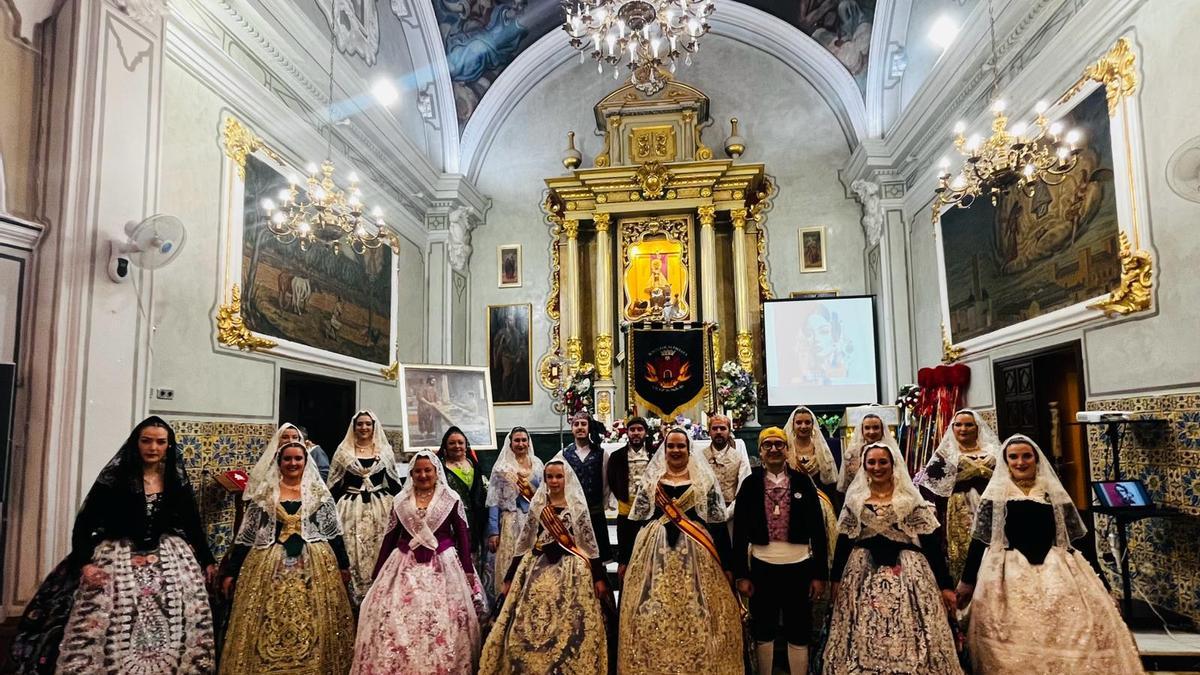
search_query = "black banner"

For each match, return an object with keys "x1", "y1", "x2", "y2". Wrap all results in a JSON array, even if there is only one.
[{"x1": 627, "y1": 326, "x2": 711, "y2": 419}]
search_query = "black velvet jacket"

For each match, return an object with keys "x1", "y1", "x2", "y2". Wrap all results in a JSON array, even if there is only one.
[{"x1": 732, "y1": 466, "x2": 829, "y2": 580}]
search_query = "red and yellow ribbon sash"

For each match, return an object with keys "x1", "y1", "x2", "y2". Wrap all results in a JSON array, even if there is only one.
[
  {"x1": 517, "y1": 475, "x2": 536, "y2": 501},
  {"x1": 655, "y1": 483, "x2": 722, "y2": 564},
  {"x1": 539, "y1": 506, "x2": 592, "y2": 563}
]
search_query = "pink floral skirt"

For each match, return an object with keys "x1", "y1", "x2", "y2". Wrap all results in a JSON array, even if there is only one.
[{"x1": 350, "y1": 547, "x2": 480, "y2": 675}]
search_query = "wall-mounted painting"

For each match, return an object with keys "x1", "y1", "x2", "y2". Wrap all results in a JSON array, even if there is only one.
[
  {"x1": 399, "y1": 364, "x2": 497, "y2": 452},
  {"x1": 240, "y1": 155, "x2": 393, "y2": 364},
  {"x1": 799, "y1": 226, "x2": 827, "y2": 273},
  {"x1": 935, "y1": 38, "x2": 1152, "y2": 353},
  {"x1": 498, "y1": 244, "x2": 522, "y2": 287},
  {"x1": 488, "y1": 303, "x2": 532, "y2": 405},
  {"x1": 216, "y1": 116, "x2": 400, "y2": 376},
  {"x1": 939, "y1": 88, "x2": 1119, "y2": 344}
]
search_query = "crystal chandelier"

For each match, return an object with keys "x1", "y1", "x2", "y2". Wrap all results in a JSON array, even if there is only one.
[
  {"x1": 562, "y1": 0, "x2": 714, "y2": 94},
  {"x1": 259, "y1": 27, "x2": 398, "y2": 255},
  {"x1": 934, "y1": 0, "x2": 1081, "y2": 209}
]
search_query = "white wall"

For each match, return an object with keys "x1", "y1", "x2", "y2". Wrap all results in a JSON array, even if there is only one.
[
  {"x1": 905, "y1": 1, "x2": 1200, "y2": 403},
  {"x1": 467, "y1": 33, "x2": 867, "y2": 430},
  {"x1": 148, "y1": 54, "x2": 426, "y2": 426}
]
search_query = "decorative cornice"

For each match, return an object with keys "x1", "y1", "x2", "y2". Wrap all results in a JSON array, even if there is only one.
[
  {"x1": 1088, "y1": 232, "x2": 1153, "y2": 317},
  {"x1": 0, "y1": 212, "x2": 45, "y2": 251}
]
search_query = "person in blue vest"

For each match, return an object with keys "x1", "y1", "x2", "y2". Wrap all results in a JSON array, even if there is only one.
[{"x1": 561, "y1": 411, "x2": 612, "y2": 562}]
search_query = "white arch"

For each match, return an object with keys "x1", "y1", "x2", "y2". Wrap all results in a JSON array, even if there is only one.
[
  {"x1": 458, "y1": 1, "x2": 868, "y2": 182},
  {"x1": 408, "y1": 0, "x2": 462, "y2": 173}
]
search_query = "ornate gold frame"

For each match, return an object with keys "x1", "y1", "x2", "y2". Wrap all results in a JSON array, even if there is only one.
[
  {"x1": 619, "y1": 214, "x2": 696, "y2": 321},
  {"x1": 216, "y1": 114, "x2": 400, "y2": 378},
  {"x1": 936, "y1": 37, "x2": 1152, "y2": 358}
]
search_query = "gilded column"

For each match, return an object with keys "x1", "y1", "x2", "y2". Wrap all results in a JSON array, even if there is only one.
[
  {"x1": 698, "y1": 205, "x2": 720, "y2": 365},
  {"x1": 563, "y1": 219, "x2": 583, "y2": 372},
  {"x1": 731, "y1": 209, "x2": 753, "y2": 372},
  {"x1": 593, "y1": 212, "x2": 615, "y2": 423}
]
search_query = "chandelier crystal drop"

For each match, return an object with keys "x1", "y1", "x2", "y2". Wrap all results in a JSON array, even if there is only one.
[
  {"x1": 260, "y1": 26, "x2": 400, "y2": 256},
  {"x1": 562, "y1": 0, "x2": 713, "y2": 94},
  {"x1": 934, "y1": 0, "x2": 1082, "y2": 210}
]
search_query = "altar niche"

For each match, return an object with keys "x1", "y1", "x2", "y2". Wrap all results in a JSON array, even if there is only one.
[{"x1": 538, "y1": 79, "x2": 777, "y2": 424}]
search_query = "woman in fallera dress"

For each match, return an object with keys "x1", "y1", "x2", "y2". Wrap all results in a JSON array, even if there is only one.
[
  {"x1": 785, "y1": 406, "x2": 840, "y2": 556},
  {"x1": 915, "y1": 408, "x2": 1002, "y2": 580},
  {"x1": 480, "y1": 456, "x2": 609, "y2": 674},
  {"x1": 11, "y1": 416, "x2": 216, "y2": 674},
  {"x1": 617, "y1": 427, "x2": 743, "y2": 675},
  {"x1": 350, "y1": 451, "x2": 484, "y2": 675},
  {"x1": 327, "y1": 410, "x2": 402, "y2": 603},
  {"x1": 838, "y1": 412, "x2": 900, "y2": 492},
  {"x1": 824, "y1": 442, "x2": 962, "y2": 675},
  {"x1": 219, "y1": 423, "x2": 355, "y2": 675},
  {"x1": 957, "y1": 434, "x2": 1144, "y2": 673},
  {"x1": 485, "y1": 426, "x2": 544, "y2": 596}
]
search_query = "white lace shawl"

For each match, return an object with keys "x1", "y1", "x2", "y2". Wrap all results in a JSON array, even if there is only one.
[
  {"x1": 393, "y1": 450, "x2": 465, "y2": 552},
  {"x1": 629, "y1": 427, "x2": 727, "y2": 524},
  {"x1": 237, "y1": 423, "x2": 341, "y2": 548},
  {"x1": 327, "y1": 409, "x2": 400, "y2": 489},
  {"x1": 971, "y1": 434, "x2": 1086, "y2": 549},
  {"x1": 485, "y1": 429, "x2": 545, "y2": 511},
  {"x1": 915, "y1": 408, "x2": 1002, "y2": 497},
  {"x1": 514, "y1": 454, "x2": 600, "y2": 559},
  {"x1": 784, "y1": 406, "x2": 838, "y2": 484},
  {"x1": 838, "y1": 442, "x2": 937, "y2": 540},
  {"x1": 838, "y1": 413, "x2": 900, "y2": 492}
]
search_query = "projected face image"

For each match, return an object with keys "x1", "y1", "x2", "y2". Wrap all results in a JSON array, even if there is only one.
[
  {"x1": 1105, "y1": 482, "x2": 1144, "y2": 506},
  {"x1": 792, "y1": 305, "x2": 850, "y2": 385}
]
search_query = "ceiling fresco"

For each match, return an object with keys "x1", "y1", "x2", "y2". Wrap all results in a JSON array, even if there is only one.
[{"x1": 297, "y1": 0, "x2": 877, "y2": 130}]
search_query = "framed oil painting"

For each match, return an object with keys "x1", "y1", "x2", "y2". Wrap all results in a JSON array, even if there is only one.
[
  {"x1": 216, "y1": 116, "x2": 400, "y2": 375},
  {"x1": 488, "y1": 303, "x2": 532, "y2": 405},
  {"x1": 498, "y1": 244, "x2": 522, "y2": 288},
  {"x1": 799, "y1": 226, "x2": 827, "y2": 273},
  {"x1": 398, "y1": 363, "x2": 497, "y2": 452},
  {"x1": 620, "y1": 214, "x2": 695, "y2": 321},
  {"x1": 934, "y1": 38, "x2": 1153, "y2": 355}
]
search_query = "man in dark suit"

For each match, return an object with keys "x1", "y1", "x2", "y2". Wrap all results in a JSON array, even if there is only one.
[
  {"x1": 733, "y1": 426, "x2": 829, "y2": 675},
  {"x1": 607, "y1": 416, "x2": 654, "y2": 580}
]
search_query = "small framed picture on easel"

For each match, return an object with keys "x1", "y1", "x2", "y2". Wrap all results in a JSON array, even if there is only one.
[
  {"x1": 498, "y1": 244, "x2": 522, "y2": 287},
  {"x1": 799, "y1": 226, "x2": 827, "y2": 273}
]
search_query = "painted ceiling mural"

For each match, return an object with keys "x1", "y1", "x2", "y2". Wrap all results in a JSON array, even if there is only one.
[
  {"x1": 307, "y1": 0, "x2": 877, "y2": 129},
  {"x1": 432, "y1": 0, "x2": 877, "y2": 128}
]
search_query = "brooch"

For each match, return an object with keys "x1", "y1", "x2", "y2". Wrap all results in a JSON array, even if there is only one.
[{"x1": 793, "y1": 492, "x2": 803, "y2": 500}]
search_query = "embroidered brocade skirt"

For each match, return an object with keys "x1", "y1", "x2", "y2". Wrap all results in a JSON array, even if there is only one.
[
  {"x1": 56, "y1": 535, "x2": 215, "y2": 674},
  {"x1": 336, "y1": 492, "x2": 394, "y2": 604},
  {"x1": 968, "y1": 547, "x2": 1144, "y2": 674},
  {"x1": 491, "y1": 509, "x2": 528, "y2": 597},
  {"x1": 824, "y1": 548, "x2": 962, "y2": 675},
  {"x1": 617, "y1": 522, "x2": 743, "y2": 675},
  {"x1": 350, "y1": 548, "x2": 481, "y2": 675},
  {"x1": 480, "y1": 549, "x2": 607, "y2": 674},
  {"x1": 219, "y1": 542, "x2": 355, "y2": 675},
  {"x1": 946, "y1": 489, "x2": 983, "y2": 582}
]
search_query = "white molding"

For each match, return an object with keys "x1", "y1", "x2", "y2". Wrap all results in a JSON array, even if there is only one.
[
  {"x1": 403, "y1": 0, "x2": 460, "y2": 173},
  {"x1": 0, "y1": 213, "x2": 44, "y2": 251},
  {"x1": 459, "y1": 1, "x2": 868, "y2": 182},
  {"x1": 165, "y1": 15, "x2": 428, "y2": 247}
]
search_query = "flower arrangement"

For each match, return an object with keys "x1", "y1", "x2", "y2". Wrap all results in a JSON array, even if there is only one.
[
  {"x1": 562, "y1": 363, "x2": 595, "y2": 416},
  {"x1": 714, "y1": 360, "x2": 757, "y2": 428},
  {"x1": 816, "y1": 413, "x2": 842, "y2": 437}
]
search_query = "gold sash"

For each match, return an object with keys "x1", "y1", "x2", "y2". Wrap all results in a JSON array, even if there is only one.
[
  {"x1": 655, "y1": 484, "x2": 722, "y2": 565},
  {"x1": 539, "y1": 506, "x2": 592, "y2": 563}
]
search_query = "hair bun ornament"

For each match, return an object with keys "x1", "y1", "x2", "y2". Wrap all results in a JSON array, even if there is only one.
[{"x1": 948, "y1": 363, "x2": 971, "y2": 387}]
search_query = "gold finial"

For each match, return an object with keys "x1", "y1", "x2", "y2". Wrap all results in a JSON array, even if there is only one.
[
  {"x1": 562, "y1": 131, "x2": 582, "y2": 170},
  {"x1": 724, "y1": 117, "x2": 746, "y2": 158}
]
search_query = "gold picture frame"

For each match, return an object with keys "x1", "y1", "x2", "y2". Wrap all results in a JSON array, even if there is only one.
[
  {"x1": 498, "y1": 244, "x2": 522, "y2": 288},
  {"x1": 799, "y1": 226, "x2": 827, "y2": 273},
  {"x1": 619, "y1": 214, "x2": 696, "y2": 321}
]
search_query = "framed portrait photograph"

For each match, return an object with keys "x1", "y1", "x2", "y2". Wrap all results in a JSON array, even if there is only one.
[
  {"x1": 398, "y1": 363, "x2": 497, "y2": 452},
  {"x1": 498, "y1": 244, "x2": 522, "y2": 288},
  {"x1": 488, "y1": 304, "x2": 532, "y2": 405},
  {"x1": 799, "y1": 226, "x2": 827, "y2": 273}
]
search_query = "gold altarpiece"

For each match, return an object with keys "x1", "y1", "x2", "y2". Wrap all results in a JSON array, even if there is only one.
[{"x1": 538, "y1": 80, "x2": 776, "y2": 424}]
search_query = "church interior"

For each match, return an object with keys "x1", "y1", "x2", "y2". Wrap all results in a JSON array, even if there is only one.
[{"x1": 1, "y1": 0, "x2": 1199, "y2": 672}]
